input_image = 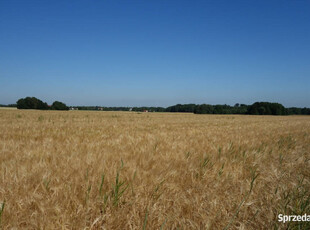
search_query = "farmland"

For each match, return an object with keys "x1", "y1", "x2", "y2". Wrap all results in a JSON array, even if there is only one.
[{"x1": 0, "y1": 110, "x2": 309, "y2": 229}]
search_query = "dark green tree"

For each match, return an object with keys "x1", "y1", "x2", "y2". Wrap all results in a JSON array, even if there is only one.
[
  {"x1": 51, "y1": 101, "x2": 69, "y2": 110},
  {"x1": 16, "y1": 97, "x2": 49, "y2": 110},
  {"x1": 248, "y1": 102, "x2": 286, "y2": 115},
  {"x1": 194, "y1": 104, "x2": 214, "y2": 114}
]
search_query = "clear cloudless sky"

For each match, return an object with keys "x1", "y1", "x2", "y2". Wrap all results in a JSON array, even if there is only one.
[{"x1": 1, "y1": 0, "x2": 309, "y2": 107}]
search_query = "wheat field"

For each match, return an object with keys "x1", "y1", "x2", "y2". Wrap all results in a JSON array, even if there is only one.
[{"x1": 0, "y1": 110, "x2": 309, "y2": 229}]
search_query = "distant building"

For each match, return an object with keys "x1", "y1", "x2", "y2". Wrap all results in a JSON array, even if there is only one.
[{"x1": 143, "y1": 110, "x2": 148, "y2": 113}]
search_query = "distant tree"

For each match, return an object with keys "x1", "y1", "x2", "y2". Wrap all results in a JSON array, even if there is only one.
[
  {"x1": 166, "y1": 104, "x2": 196, "y2": 113},
  {"x1": 8, "y1": 104, "x2": 17, "y2": 107},
  {"x1": 258, "y1": 106, "x2": 266, "y2": 115},
  {"x1": 301, "y1": 107, "x2": 310, "y2": 115},
  {"x1": 16, "y1": 97, "x2": 49, "y2": 110},
  {"x1": 16, "y1": 99, "x2": 27, "y2": 109},
  {"x1": 0, "y1": 104, "x2": 16, "y2": 107},
  {"x1": 287, "y1": 107, "x2": 301, "y2": 115},
  {"x1": 232, "y1": 104, "x2": 249, "y2": 114},
  {"x1": 194, "y1": 104, "x2": 213, "y2": 114},
  {"x1": 248, "y1": 102, "x2": 286, "y2": 115},
  {"x1": 51, "y1": 101, "x2": 69, "y2": 110},
  {"x1": 213, "y1": 105, "x2": 224, "y2": 114}
]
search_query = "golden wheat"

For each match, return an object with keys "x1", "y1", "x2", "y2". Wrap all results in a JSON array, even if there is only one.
[{"x1": 0, "y1": 110, "x2": 309, "y2": 229}]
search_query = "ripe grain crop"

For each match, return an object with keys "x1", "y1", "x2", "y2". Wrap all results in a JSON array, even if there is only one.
[{"x1": 0, "y1": 110, "x2": 309, "y2": 229}]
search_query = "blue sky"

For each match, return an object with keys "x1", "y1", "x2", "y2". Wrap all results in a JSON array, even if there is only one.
[{"x1": 1, "y1": 0, "x2": 309, "y2": 107}]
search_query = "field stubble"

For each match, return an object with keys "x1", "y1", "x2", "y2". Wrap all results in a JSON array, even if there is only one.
[{"x1": 0, "y1": 110, "x2": 309, "y2": 229}]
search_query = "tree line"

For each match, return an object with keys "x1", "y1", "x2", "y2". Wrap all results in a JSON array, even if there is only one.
[
  {"x1": 10, "y1": 97, "x2": 310, "y2": 115},
  {"x1": 16, "y1": 97, "x2": 69, "y2": 110},
  {"x1": 166, "y1": 102, "x2": 310, "y2": 115},
  {"x1": 0, "y1": 104, "x2": 17, "y2": 107},
  {"x1": 74, "y1": 106, "x2": 166, "y2": 112}
]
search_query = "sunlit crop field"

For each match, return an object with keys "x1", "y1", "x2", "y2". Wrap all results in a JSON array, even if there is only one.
[{"x1": 0, "y1": 110, "x2": 309, "y2": 229}]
